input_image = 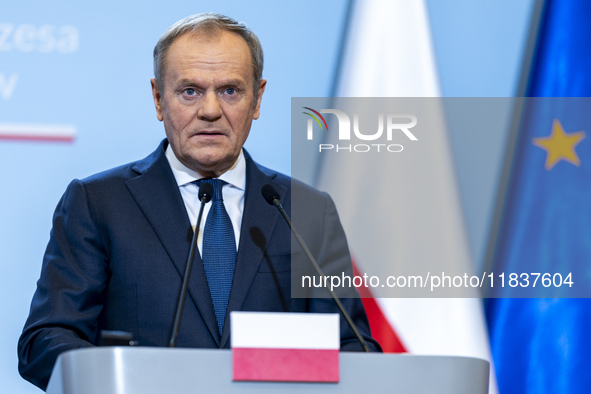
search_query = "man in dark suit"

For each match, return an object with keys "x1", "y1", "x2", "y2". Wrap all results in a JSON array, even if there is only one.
[{"x1": 18, "y1": 13, "x2": 379, "y2": 390}]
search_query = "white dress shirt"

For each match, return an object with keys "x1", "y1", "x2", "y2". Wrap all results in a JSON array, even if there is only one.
[{"x1": 165, "y1": 145, "x2": 246, "y2": 254}]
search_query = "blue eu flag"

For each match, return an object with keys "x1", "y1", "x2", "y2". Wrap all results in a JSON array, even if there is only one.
[{"x1": 486, "y1": 0, "x2": 591, "y2": 393}]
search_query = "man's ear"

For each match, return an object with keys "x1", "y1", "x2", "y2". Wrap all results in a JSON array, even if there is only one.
[
  {"x1": 253, "y1": 79, "x2": 267, "y2": 120},
  {"x1": 151, "y1": 78, "x2": 164, "y2": 121}
]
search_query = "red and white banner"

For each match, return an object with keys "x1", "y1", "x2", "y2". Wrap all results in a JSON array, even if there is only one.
[
  {"x1": 231, "y1": 312, "x2": 339, "y2": 382},
  {"x1": 318, "y1": 0, "x2": 497, "y2": 392}
]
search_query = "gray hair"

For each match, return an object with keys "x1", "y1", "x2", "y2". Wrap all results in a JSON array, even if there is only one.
[{"x1": 153, "y1": 13, "x2": 264, "y2": 99}]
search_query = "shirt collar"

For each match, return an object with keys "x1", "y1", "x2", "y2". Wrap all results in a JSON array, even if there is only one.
[{"x1": 165, "y1": 144, "x2": 246, "y2": 191}]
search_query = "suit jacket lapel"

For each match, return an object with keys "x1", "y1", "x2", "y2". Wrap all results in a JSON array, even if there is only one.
[
  {"x1": 220, "y1": 151, "x2": 287, "y2": 348},
  {"x1": 125, "y1": 140, "x2": 220, "y2": 346}
]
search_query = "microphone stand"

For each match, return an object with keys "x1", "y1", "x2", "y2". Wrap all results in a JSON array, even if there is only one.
[
  {"x1": 262, "y1": 185, "x2": 371, "y2": 353},
  {"x1": 169, "y1": 183, "x2": 212, "y2": 347}
]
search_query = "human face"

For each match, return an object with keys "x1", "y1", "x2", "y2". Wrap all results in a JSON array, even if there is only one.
[{"x1": 151, "y1": 31, "x2": 266, "y2": 177}]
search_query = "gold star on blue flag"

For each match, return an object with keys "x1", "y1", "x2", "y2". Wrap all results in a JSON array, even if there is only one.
[{"x1": 532, "y1": 119, "x2": 585, "y2": 170}]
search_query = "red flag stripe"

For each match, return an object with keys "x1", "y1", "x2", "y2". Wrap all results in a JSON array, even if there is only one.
[
  {"x1": 352, "y1": 261, "x2": 407, "y2": 353},
  {"x1": 233, "y1": 348, "x2": 339, "y2": 382}
]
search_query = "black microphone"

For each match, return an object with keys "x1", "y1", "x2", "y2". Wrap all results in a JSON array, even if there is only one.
[
  {"x1": 261, "y1": 184, "x2": 280, "y2": 205},
  {"x1": 261, "y1": 184, "x2": 371, "y2": 353},
  {"x1": 169, "y1": 182, "x2": 213, "y2": 347}
]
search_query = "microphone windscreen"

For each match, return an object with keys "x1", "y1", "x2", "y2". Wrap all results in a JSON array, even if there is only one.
[
  {"x1": 198, "y1": 182, "x2": 213, "y2": 203},
  {"x1": 261, "y1": 184, "x2": 280, "y2": 205}
]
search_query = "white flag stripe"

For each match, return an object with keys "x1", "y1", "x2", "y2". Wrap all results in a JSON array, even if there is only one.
[
  {"x1": 231, "y1": 312, "x2": 339, "y2": 349},
  {"x1": 318, "y1": 0, "x2": 497, "y2": 392},
  {"x1": 336, "y1": 0, "x2": 440, "y2": 97},
  {"x1": 376, "y1": 298, "x2": 491, "y2": 358},
  {"x1": 0, "y1": 123, "x2": 76, "y2": 138}
]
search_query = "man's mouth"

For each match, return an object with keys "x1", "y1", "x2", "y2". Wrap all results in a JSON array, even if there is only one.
[{"x1": 193, "y1": 130, "x2": 226, "y2": 137}]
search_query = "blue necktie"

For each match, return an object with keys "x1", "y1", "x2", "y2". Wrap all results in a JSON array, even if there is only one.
[{"x1": 194, "y1": 178, "x2": 236, "y2": 335}]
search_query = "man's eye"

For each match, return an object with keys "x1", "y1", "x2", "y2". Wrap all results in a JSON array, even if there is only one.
[
  {"x1": 225, "y1": 88, "x2": 236, "y2": 95},
  {"x1": 184, "y1": 88, "x2": 196, "y2": 96}
]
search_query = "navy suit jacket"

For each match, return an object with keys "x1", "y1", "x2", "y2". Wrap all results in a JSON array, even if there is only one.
[{"x1": 18, "y1": 140, "x2": 379, "y2": 390}]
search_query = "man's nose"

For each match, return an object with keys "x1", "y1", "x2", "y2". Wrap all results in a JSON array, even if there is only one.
[{"x1": 197, "y1": 91, "x2": 223, "y2": 121}]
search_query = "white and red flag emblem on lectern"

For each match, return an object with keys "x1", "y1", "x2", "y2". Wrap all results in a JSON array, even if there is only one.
[{"x1": 231, "y1": 312, "x2": 339, "y2": 382}]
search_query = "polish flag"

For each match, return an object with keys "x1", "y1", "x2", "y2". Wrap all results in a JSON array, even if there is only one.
[
  {"x1": 231, "y1": 312, "x2": 339, "y2": 382},
  {"x1": 316, "y1": 0, "x2": 497, "y2": 392}
]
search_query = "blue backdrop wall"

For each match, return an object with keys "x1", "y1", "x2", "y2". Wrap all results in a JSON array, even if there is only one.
[
  {"x1": 0, "y1": 1, "x2": 533, "y2": 392},
  {"x1": 0, "y1": 1, "x2": 348, "y2": 391}
]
